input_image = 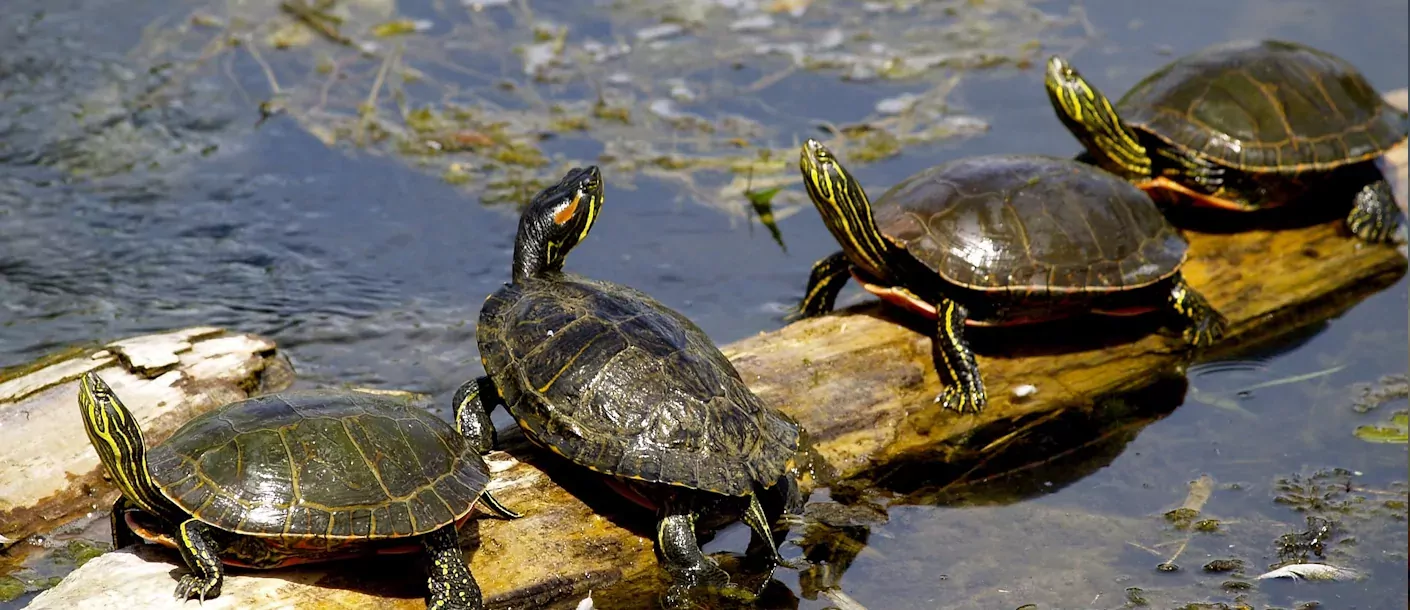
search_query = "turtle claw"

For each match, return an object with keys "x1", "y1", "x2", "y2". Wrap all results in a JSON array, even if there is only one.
[
  {"x1": 174, "y1": 573, "x2": 221, "y2": 603},
  {"x1": 937, "y1": 385, "x2": 985, "y2": 414},
  {"x1": 1182, "y1": 312, "x2": 1227, "y2": 349}
]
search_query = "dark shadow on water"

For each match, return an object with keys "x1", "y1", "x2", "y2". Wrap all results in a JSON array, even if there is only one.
[{"x1": 883, "y1": 376, "x2": 1190, "y2": 504}]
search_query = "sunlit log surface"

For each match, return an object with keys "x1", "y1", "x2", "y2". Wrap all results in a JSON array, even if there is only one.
[{"x1": 22, "y1": 92, "x2": 1409, "y2": 610}]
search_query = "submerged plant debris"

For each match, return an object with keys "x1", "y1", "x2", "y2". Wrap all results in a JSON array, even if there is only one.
[
  {"x1": 120, "y1": 0, "x2": 1087, "y2": 213},
  {"x1": 1353, "y1": 410, "x2": 1408, "y2": 443}
]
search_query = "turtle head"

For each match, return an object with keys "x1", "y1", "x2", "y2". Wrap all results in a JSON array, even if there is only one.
[
  {"x1": 798, "y1": 139, "x2": 893, "y2": 281},
  {"x1": 512, "y1": 165, "x2": 603, "y2": 282},
  {"x1": 78, "y1": 372, "x2": 170, "y2": 518},
  {"x1": 1044, "y1": 56, "x2": 1151, "y2": 179}
]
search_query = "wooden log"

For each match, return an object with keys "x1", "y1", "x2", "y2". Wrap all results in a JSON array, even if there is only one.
[
  {"x1": 0, "y1": 328, "x2": 293, "y2": 550},
  {"x1": 23, "y1": 91, "x2": 1409, "y2": 610}
]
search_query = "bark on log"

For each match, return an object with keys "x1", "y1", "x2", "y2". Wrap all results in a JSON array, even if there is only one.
[
  {"x1": 22, "y1": 92, "x2": 1409, "y2": 610},
  {"x1": 0, "y1": 327, "x2": 293, "y2": 550}
]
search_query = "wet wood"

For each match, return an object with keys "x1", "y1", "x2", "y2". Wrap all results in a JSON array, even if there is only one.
[
  {"x1": 24, "y1": 93, "x2": 1410, "y2": 610},
  {"x1": 0, "y1": 327, "x2": 293, "y2": 550}
]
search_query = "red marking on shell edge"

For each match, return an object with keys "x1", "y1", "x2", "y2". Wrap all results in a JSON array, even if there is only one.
[
  {"x1": 856, "y1": 280, "x2": 1159, "y2": 326},
  {"x1": 856, "y1": 279, "x2": 938, "y2": 319},
  {"x1": 1140, "y1": 176, "x2": 1281, "y2": 211},
  {"x1": 1093, "y1": 306, "x2": 1159, "y2": 317},
  {"x1": 126, "y1": 511, "x2": 433, "y2": 570},
  {"x1": 604, "y1": 478, "x2": 659, "y2": 512}
]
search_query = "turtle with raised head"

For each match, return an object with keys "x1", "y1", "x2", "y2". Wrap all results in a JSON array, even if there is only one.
[
  {"x1": 796, "y1": 140, "x2": 1227, "y2": 413},
  {"x1": 1045, "y1": 40, "x2": 1408, "y2": 243},
  {"x1": 78, "y1": 373, "x2": 518, "y2": 609},
  {"x1": 456, "y1": 166, "x2": 803, "y2": 602}
]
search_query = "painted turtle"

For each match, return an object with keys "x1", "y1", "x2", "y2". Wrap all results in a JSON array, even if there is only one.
[
  {"x1": 77, "y1": 373, "x2": 518, "y2": 609},
  {"x1": 1045, "y1": 40, "x2": 1408, "y2": 243},
  {"x1": 457, "y1": 166, "x2": 803, "y2": 601},
  {"x1": 796, "y1": 140, "x2": 1227, "y2": 413}
]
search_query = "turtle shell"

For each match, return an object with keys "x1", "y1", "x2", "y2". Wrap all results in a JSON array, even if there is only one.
[
  {"x1": 477, "y1": 275, "x2": 799, "y2": 497},
  {"x1": 146, "y1": 391, "x2": 491, "y2": 540},
  {"x1": 1117, "y1": 39, "x2": 1409, "y2": 172},
  {"x1": 872, "y1": 154, "x2": 1187, "y2": 292}
]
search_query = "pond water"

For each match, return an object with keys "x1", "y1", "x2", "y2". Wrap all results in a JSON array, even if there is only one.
[{"x1": 1, "y1": 0, "x2": 1406, "y2": 608}]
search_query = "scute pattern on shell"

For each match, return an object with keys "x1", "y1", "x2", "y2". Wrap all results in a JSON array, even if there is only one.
[
  {"x1": 872, "y1": 154, "x2": 1187, "y2": 291},
  {"x1": 479, "y1": 274, "x2": 799, "y2": 497},
  {"x1": 1118, "y1": 39, "x2": 1409, "y2": 172},
  {"x1": 146, "y1": 391, "x2": 491, "y2": 540}
]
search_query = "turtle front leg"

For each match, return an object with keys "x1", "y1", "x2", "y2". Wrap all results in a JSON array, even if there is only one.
[
  {"x1": 932, "y1": 298, "x2": 986, "y2": 414},
  {"x1": 1157, "y1": 146, "x2": 1226, "y2": 191},
  {"x1": 1167, "y1": 276, "x2": 1227, "y2": 348},
  {"x1": 422, "y1": 523, "x2": 483, "y2": 610},
  {"x1": 173, "y1": 519, "x2": 224, "y2": 602},
  {"x1": 109, "y1": 497, "x2": 142, "y2": 550},
  {"x1": 795, "y1": 251, "x2": 853, "y2": 319},
  {"x1": 1346, "y1": 180, "x2": 1406, "y2": 244},
  {"x1": 452, "y1": 376, "x2": 500, "y2": 454},
  {"x1": 453, "y1": 377, "x2": 523, "y2": 520}
]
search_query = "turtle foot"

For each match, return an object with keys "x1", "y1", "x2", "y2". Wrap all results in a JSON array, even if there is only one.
[
  {"x1": 1346, "y1": 181, "x2": 1406, "y2": 244},
  {"x1": 937, "y1": 385, "x2": 986, "y2": 414},
  {"x1": 174, "y1": 573, "x2": 222, "y2": 602},
  {"x1": 1183, "y1": 310, "x2": 1228, "y2": 349}
]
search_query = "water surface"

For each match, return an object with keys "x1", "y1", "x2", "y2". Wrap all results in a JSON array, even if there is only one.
[{"x1": 1, "y1": 0, "x2": 1405, "y2": 607}]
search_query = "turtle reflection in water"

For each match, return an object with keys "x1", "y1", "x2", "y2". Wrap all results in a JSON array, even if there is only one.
[
  {"x1": 457, "y1": 166, "x2": 805, "y2": 604},
  {"x1": 78, "y1": 373, "x2": 518, "y2": 609},
  {"x1": 796, "y1": 140, "x2": 1227, "y2": 413},
  {"x1": 1046, "y1": 39, "x2": 1409, "y2": 243}
]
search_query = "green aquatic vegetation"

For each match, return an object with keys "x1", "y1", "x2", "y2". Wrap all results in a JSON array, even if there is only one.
[
  {"x1": 1202, "y1": 559, "x2": 1244, "y2": 573},
  {"x1": 1353, "y1": 411, "x2": 1408, "y2": 444},
  {"x1": 1349, "y1": 374, "x2": 1408, "y2": 413},
  {"x1": 0, "y1": 576, "x2": 23, "y2": 603},
  {"x1": 57, "y1": 540, "x2": 107, "y2": 568},
  {"x1": 1273, "y1": 468, "x2": 1406, "y2": 518},
  {"x1": 1193, "y1": 519, "x2": 1222, "y2": 533},
  {"x1": 744, "y1": 183, "x2": 787, "y2": 252},
  {"x1": 117, "y1": 0, "x2": 1057, "y2": 210},
  {"x1": 370, "y1": 19, "x2": 427, "y2": 38}
]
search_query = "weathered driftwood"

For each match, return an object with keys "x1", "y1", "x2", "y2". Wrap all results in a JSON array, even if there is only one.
[
  {"x1": 0, "y1": 327, "x2": 293, "y2": 550},
  {"x1": 24, "y1": 93, "x2": 1410, "y2": 610}
]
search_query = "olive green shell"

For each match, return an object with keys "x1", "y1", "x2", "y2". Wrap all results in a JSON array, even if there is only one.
[
  {"x1": 872, "y1": 154, "x2": 1187, "y2": 292},
  {"x1": 477, "y1": 275, "x2": 799, "y2": 497},
  {"x1": 1118, "y1": 39, "x2": 1409, "y2": 172},
  {"x1": 146, "y1": 391, "x2": 491, "y2": 539}
]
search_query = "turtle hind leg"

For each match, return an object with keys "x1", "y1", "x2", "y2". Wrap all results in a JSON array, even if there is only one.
[
  {"x1": 742, "y1": 492, "x2": 805, "y2": 570},
  {"x1": 932, "y1": 298, "x2": 986, "y2": 413},
  {"x1": 173, "y1": 519, "x2": 225, "y2": 602},
  {"x1": 794, "y1": 251, "x2": 852, "y2": 319},
  {"x1": 1346, "y1": 180, "x2": 1406, "y2": 244},
  {"x1": 1166, "y1": 276, "x2": 1227, "y2": 349},
  {"x1": 421, "y1": 523, "x2": 483, "y2": 610},
  {"x1": 657, "y1": 498, "x2": 761, "y2": 609},
  {"x1": 657, "y1": 506, "x2": 730, "y2": 589}
]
